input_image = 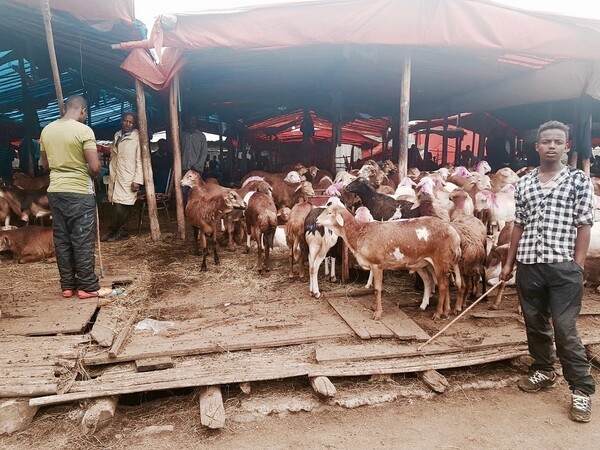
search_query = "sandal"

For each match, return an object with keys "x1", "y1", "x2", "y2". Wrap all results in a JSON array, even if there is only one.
[
  {"x1": 62, "y1": 289, "x2": 74, "y2": 298},
  {"x1": 77, "y1": 288, "x2": 113, "y2": 299}
]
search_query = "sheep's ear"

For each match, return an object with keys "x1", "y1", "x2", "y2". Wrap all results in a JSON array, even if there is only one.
[
  {"x1": 0, "y1": 236, "x2": 9, "y2": 248},
  {"x1": 410, "y1": 199, "x2": 420, "y2": 210},
  {"x1": 335, "y1": 213, "x2": 344, "y2": 227}
]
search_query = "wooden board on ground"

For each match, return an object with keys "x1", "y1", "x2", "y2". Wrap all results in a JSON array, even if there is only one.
[
  {"x1": 135, "y1": 357, "x2": 174, "y2": 372},
  {"x1": 470, "y1": 310, "x2": 521, "y2": 320},
  {"x1": 327, "y1": 297, "x2": 394, "y2": 339},
  {"x1": 84, "y1": 301, "x2": 354, "y2": 365},
  {"x1": 90, "y1": 308, "x2": 118, "y2": 347},
  {"x1": 0, "y1": 299, "x2": 98, "y2": 336},
  {"x1": 363, "y1": 298, "x2": 430, "y2": 341}
]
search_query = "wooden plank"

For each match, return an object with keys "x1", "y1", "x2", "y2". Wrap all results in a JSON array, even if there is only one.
[
  {"x1": 109, "y1": 311, "x2": 137, "y2": 358},
  {"x1": 90, "y1": 308, "x2": 118, "y2": 347},
  {"x1": 581, "y1": 302, "x2": 600, "y2": 315},
  {"x1": 84, "y1": 301, "x2": 352, "y2": 365},
  {"x1": 374, "y1": 301, "x2": 430, "y2": 341},
  {"x1": 199, "y1": 386, "x2": 225, "y2": 429},
  {"x1": 135, "y1": 357, "x2": 174, "y2": 372},
  {"x1": 0, "y1": 299, "x2": 98, "y2": 336},
  {"x1": 470, "y1": 311, "x2": 521, "y2": 320},
  {"x1": 30, "y1": 344, "x2": 531, "y2": 407},
  {"x1": 327, "y1": 297, "x2": 394, "y2": 339}
]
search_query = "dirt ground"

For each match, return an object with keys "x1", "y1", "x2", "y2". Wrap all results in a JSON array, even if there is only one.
[{"x1": 1, "y1": 225, "x2": 600, "y2": 448}]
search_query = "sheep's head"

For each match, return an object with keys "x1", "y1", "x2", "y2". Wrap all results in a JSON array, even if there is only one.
[
  {"x1": 293, "y1": 164, "x2": 308, "y2": 176},
  {"x1": 224, "y1": 190, "x2": 246, "y2": 211},
  {"x1": 354, "y1": 206, "x2": 374, "y2": 222},
  {"x1": 308, "y1": 165, "x2": 319, "y2": 178},
  {"x1": 476, "y1": 160, "x2": 492, "y2": 174},
  {"x1": 277, "y1": 206, "x2": 291, "y2": 223},
  {"x1": 316, "y1": 204, "x2": 346, "y2": 230},
  {"x1": 381, "y1": 160, "x2": 397, "y2": 174},
  {"x1": 295, "y1": 180, "x2": 315, "y2": 197},
  {"x1": 416, "y1": 176, "x2": 435, "y2": 196},
  {"x1": 181, "y1": 169, "x2": 201, "y2": 187},
  {"x1": 284, "y1": 171, "x2": 303, "y2": 183}
]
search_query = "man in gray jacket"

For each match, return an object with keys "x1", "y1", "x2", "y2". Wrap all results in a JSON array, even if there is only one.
[{"x1": 181, "y1": 115, "x2": 208, "y2": 204}]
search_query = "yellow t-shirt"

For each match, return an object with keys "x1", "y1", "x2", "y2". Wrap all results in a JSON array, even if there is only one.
[{"x1": 40, "y1": 119, "x2": 97, "y2": 194}]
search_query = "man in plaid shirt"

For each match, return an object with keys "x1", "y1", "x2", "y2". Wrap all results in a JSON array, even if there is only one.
[{"x1": 500, "y1": 120, "x2": 595, "y2": 423}]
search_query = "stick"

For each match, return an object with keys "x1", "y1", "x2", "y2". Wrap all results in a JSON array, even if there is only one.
[
  {"x1": 417, "y1": 280, "x2": 505, "y2": 351},
  {"x1": 40, "y1": 0, "x2": 65, "y2": 116},
  {"x1": 108, "y1": 310, "x2": 137, "y2": 358},
  {"x1": 95, "y1": 206, "x2": 104, "y2": 278}
]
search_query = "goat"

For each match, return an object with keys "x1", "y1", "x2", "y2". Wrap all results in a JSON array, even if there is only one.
[{"x1": 316, "y1": 204, "x2": 462, "y2": 319}]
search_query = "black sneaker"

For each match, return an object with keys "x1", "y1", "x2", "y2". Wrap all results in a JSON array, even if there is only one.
[
  {"x1": 100, "y1": 231, "x2": 115, "y2": 242},
  {"x1": 570, "y1": 390, "x2": 592, "y2": 423},
  {"x1": 517, "y1": 370, "x2": 557, "y2": 392},
  {"x1": 106, "y1": 230, "x2": 129, "y2": 242}
]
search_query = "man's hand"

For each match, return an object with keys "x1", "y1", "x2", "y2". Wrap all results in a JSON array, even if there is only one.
[
  {"x1": 499, "y1": 263, "x2": 514, "y2": 282},
  {"x1": 131, "y1": 182, "x2": 140, "y2": 192}
]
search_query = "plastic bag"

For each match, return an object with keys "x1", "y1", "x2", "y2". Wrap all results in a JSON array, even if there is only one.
[{"x1": 134, "y1": 318, "x2": 176, "y2": 335}]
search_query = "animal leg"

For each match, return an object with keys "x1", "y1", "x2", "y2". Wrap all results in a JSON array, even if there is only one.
[
  {"x1": 192, "y1": 227, "x2": 201, "y2": 256},
  {"x1": 364, "y1": 270, "x2": 373, "y2": 289},
  {"x1": 371, "y1": 268, "x2": 384, "y2": 320},
  {"x1": 311, "y1": 254, "x2": 326, "y2": 299},
  {"x1": 212, "y1": 234, "x2": 220, "y2": 266},
  {"x1": 200, "y1": 233, "x2": 208, "y2": 271},
  {"x1": 417, "y1": 267, "x2": 434, "y2": 310},
  {"x1": 433, "y1": 270, "x2": 450, "y2": 320},
  {"x1": 328, "y1": 257, "x2": 336, "y2": 282}
]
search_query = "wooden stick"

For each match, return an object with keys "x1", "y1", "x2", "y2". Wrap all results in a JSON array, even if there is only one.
[
  {"x1": 169, "y1": 74, "x2": 185, "y2": 240},
  {"x1": 40, "y1": 0, "x2": 65, "y2": 116},
  {"x1": 417, "y1": 280, "x2": 504, "y2": 351},
  {"x1": 108, "y1": 311, "x2": 137, "y2": 358}
]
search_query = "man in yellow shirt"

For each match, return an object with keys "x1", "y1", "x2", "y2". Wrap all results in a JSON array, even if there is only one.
[{"x1": 40, "y1": 95, "x2": 109, "y2": 299}]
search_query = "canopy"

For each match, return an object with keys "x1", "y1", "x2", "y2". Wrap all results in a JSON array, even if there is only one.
[{"x1": 121, "y1": 0, "x2": 600, "y2": 125}]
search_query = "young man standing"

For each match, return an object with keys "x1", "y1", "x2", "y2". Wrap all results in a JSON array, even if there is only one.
[
  {"x1": 500, "y1": 120, "x2": 595, "y2": 423},
  {"x1": 40, "y1": 95, "x2": 110, "y2": 299}
]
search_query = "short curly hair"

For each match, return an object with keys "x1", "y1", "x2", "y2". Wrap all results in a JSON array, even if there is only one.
[{"x1": 536, "y1": 120, "x2": 569, "y2": 142}]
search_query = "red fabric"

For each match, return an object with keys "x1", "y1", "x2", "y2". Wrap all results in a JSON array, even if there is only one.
[
  {"x1": 120, "y1": 48, "x2": 186, "y2": 91},
  {"x1": 16, "y1": 0, "x2": 135, "y2": 24},
  {"x1": 149, "y1": 0, "x2": 600, "y2": 60}
]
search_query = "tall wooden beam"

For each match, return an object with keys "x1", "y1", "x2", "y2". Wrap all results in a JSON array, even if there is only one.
[
  {"x1": 398, "y1": 54, "x2": 411, "y2": 180},
  {"x1": 442, "y1": 116, "x2": 449, "y2": 166},
  {"x1": 40, "y1": 0, "x2": 65, "y2": 116},
  {"x1": 135, "y1": 79, "x2": 160, "y2": 241},
  {"x1": 169, "y1": 75, "x2": 185, "y2": 240}
]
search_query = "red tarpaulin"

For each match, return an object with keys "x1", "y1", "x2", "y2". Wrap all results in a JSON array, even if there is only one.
[{"x1": 14, "y1": 0, "x2": 135, "y2": 25}]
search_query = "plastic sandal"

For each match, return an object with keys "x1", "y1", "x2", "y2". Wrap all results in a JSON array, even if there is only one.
[{"x1": 77, "y1": 288, "x2": 113, "y2": 299}]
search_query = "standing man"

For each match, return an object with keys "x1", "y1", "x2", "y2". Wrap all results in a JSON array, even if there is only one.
[
  {"x1": 101, "y1": 112, "x2": 143, "y2": 242},
  {"x1": 181, "y1": 116, "x2": 208, "y2": 203},
  {"x1": 40, "y1": 95, "x2": 110, "y2": 299},
  {"x1": 500, "y1": 120, "x2": 595, "y2": 423}
]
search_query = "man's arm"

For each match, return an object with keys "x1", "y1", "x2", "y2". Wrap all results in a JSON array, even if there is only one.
[
  {"x1": 84, "y1": 148, "x2": 101, "y2": 178},
  {"x1": 40, "y1": 151, "x2": 49, "y2": 170},
  {"x1": 574, "y1": 225, "x2": 591, "y2": 269},
  {"x1": 500, "y1": 224, "x2": 524, "y2": 281}
]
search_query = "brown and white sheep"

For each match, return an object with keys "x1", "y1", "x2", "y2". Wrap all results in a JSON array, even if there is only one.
[
  {"x1": 284, "y1": 199, "x2": 313, "y2": 279},
  {"x1": 316, "y1": 205, "x2": 462, "y2": 319}
]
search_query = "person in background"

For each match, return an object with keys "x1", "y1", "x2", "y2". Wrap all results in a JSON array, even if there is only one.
[
  {"x1": 0, "y1": 135, "x2": 13, "y2": 182},
  {"x1": 500, "y1": 120, "x2": 595, "y2": 423},
  {"x1": 459, "y1": 144, "x2": 474, "y2": 168},
  {"x1": 40, "y1": 95, "x2": 110, "y2": 300},
  {"x1": 181, "y1": 115, "x2": 208, "y2": 204},
  {"x1": 102, "y1": 112, "x2": 143, "y2": 242}
]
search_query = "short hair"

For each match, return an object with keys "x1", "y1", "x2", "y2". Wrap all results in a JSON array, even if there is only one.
[
  {"x1": 65, "y1": 95, "x2": 87, "y2": 111},
  {"x1": 536, "y1": 120, "x2": 569, "y2": 142},
  {"x1": 122, "y1": 112, "x2": 138, "y2": 127}
]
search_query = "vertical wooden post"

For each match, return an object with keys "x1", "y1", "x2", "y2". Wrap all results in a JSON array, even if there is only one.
[
  {"x1": 398, "y1": 54, "x2": 411, "y2": 180},
  {"x1": 442, "y1": 116, "x2": 449, "y2": 166},
  {"x1": 135, "y1": 79, "x2": 160, "y2": 241},
  {"x1": 471, "y1": 129, "x2": 476, "y2": 160},
  {"x1": 424, "y1": 120, "x2": 431, "y2": 155},
  {"x1": 40, "y1": 0, "x2": 65, "y2": 116},
  {"x1": 169, "y1": 75, "x2": 185, "y2": 240}
]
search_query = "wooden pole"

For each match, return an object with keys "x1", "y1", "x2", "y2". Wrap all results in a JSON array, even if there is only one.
[
  {"x1": 135, "y1": 79, "x2": 160, "y2": 241},
  {"x1": 424, "y1": 120, "x2": 431, "y2": 155},
  {"x1": 40, "y1": 0, "x2": 65, "y2": 116},
  {"x1": 442, "y1": 116, "x2": 449, "y2": 166},
  {"x1": 169, "y1": 75, "x2": 185, "y2": 240},
  {"x1": 398, "y1": 54, "x2": 411, "y2": 180}
]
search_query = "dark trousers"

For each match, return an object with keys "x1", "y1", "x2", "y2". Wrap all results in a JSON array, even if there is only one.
[
  {"x1": 517, "y1": 261, "x2": 595, "y2": 394},
  {"x1": 47, "y1": 193, "x2": 99, "y2": 293},
  {"x1": 110, "y1": 203, "x2": 131, "y2": 233}
]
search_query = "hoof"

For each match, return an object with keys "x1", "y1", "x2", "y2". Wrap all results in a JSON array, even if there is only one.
[
  {"x1": 314, "y1": 292, "x2": 322, "y2": 299},
  {"x1": 329, "y1": 277, "x2": 337, "y2": 283},
  {"x1": 201, "y1": 267, "x2": 207, "y2": 272},
  {"x1": 489, "y1": 304, "x2": 500, "y2": 310},
  {"x1": 419, "y1": 303, "x2": 428, "y2": 311},
  {"x1": 452, "y1": 308, "x2": 462, "y2": 315},
  {"x1": 372, "y1": 311, "x2": 382, "y2": 321}
]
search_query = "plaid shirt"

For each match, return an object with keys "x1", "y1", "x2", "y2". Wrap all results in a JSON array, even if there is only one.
[{"x1": 514, "y1": 167, "x2": 595, "y2": 264}]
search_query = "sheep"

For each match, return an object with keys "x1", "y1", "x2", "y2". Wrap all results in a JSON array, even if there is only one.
[
  {"x1": 448, "y1": 212, "x2": 488, "y2": 314},
  {"x1": 316, "y1": 204, "x2": 462, "y2": 319},
  {"x1": 474, "y1": 188, "x2": 516, "y2": 238},
  {"x1": 284, "y1": 198, "x2": 313, "y2": 279},
  {"x1": 344, "y1": 177, "x2": 420, "y2": 221},
  {"x1": 333, "y1": 170, "x2": 357, "y2": 186},
  {"x1": 0, "y1": 197, "x2": 10, "y2": 229},
  {"x1": 306, "y1": 165, "x2": 333, "y2": 187},
  {"x1": 245, "y1": 191, "x2": 278, "y2": 273},
  {"x1": 448, "y1": 188, "x2": 475, "y2": 220},
  {"x1": 183, "y1": 177, "x2": 246, "y2": 271},
  {"x1": 489, "y1": 167, "x2": 520, "y2": 193},
  {"x1": 12, "y1": 172, "x2": 50, "y2": 192},
  {"x1": 485, "y1": 221, "x2": 516, "y2": 310},
  {"x1": 271, "y1": 179, "x2": 315, "y2": 210},
  {"x1": 0, "y1": 226, "x2": 54, "y2": 263}
]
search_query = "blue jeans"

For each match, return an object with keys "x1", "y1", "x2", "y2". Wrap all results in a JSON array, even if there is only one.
[
  {"x1": 48, "y1": 193, "x2": 99, "y2": 293},
  {"x1": 517, "y1": 261, "x2": 595, "y2": 394}
]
